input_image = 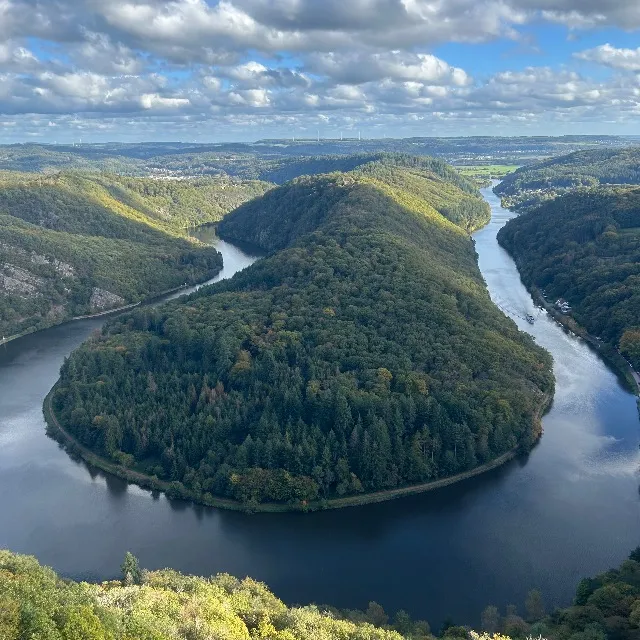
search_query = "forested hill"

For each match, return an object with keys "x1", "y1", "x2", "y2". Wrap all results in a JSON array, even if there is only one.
[
  {"x1": 246, "y1": 153, "x2": 487, "y2": 191},
  {"x1": 0, "y1": 172, "x2": 271, "y2": 338},
  {"x1": 494, "y1": 146, "x2": 640, "y2": 212},
  {"x1": 53, "y1": 158, "x2": 553, "y2": 509},
  {"x1": 497, "y1": 187, "x2": 640, "y2": 373},
  {"x1": 219, "y1": 155, "x2": 490, "y2": 243},
  {"x1": 0, "y1": 550, "x2": 408, "y2": 640},
  {"x1": 0, "y1": 172, "x2": 271, "y2": 235},
  {"x1": 4, "y1": 544, "x2": 640, "y2": 640}
]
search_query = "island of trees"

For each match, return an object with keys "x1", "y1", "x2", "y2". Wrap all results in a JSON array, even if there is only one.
[
  {"x1": 2, "y1": 545, "x2": 640, "y2": 640},
  {"x1": 0, "y1": 172, "x2": 269, "y2": 339},
  {"x1": 497, "y1": 186, "x2": 640, "y2": 378},
  {"x1": 50, "y1": 155, "x2": 553, "y2": 509}
]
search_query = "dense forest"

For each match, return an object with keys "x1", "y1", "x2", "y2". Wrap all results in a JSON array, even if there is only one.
[
  {"x1": 52, "y1": 156, "x2": 553, "y2": 508},
  {"x1": 3, "y1": 545, "x2": 640, "y2": 640},
  {"x1": 495, "y1": 147, "x2": 640, "y2": 212},
  {"x1": 0, "y1": 549, "x2": 409, "y2": 640},
  {"x1": 497, "y1": 187, "x2": 640, "y2": 372},
  {"x1": 0, "y1": 172, "x2": 268, "y2": 337}
]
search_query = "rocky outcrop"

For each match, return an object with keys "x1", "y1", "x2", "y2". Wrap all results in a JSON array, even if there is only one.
[
  {"x1": 0, "y1": 264, "x2": 44, "y2": 296},
  {"x1": 89, "y1": 287, "x2": 126, "y2": 312}
]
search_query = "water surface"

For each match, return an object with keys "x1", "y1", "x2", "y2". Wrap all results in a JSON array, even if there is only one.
[{"x1": 0, "y1": 200, "x2": 638, "y2": 628}]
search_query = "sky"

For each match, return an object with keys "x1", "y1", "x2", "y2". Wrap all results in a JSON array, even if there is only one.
[{"x1": 1, "y1": 0, "x2": 640, "y2": 142}]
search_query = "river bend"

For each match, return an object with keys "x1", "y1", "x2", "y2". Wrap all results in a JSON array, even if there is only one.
[{"x1": 0, "y1": 193, "x2": 638, "y2": 628}]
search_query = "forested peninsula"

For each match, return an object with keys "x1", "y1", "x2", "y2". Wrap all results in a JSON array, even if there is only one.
[
  {"x1": 0, "y1": 172, "x2": 269, "y2": 339},
  {"x1": 50, "y1": 155, "x2": 553, "y2": 509},
  {"x1": 497, "y1": 187, "x2": 640, "y2": 378},
  {"x1": 3, "y1": 546, "x2": 640, "y2": 640}
]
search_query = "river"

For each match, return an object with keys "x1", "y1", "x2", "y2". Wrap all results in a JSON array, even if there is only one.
[{"x1": 1, "y1": 192, "x2": 639, "y2": 629}]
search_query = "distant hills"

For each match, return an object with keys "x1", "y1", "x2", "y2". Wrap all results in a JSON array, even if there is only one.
[
  {"x1": 51, "y1": 155, "x2": 553, "y2": 509},
  {"x1": 0, "y1": 136, "x2": 635, "y2": 178},
  {"x1": 495, "y1": 146, "x2": 640, "y2": 212}
]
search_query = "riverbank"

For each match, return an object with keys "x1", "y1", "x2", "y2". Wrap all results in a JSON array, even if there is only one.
[
  {"x1": 526, "y1": 285, "x2": 640, "y2": 396},
  {"x1": 44, "y1": 382, "x2": 551, "y2": 513},
  {"x1": 0, "y1": 275, "x2": 219, "y2": 349}
]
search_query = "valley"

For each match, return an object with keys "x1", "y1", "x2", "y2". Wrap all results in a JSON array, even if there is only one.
[
  {"x1": 0, "y1": 172, "x2": 268, "y2": 339},
  {"x1": 0, "y1": 180, "x2": 637, "y2": 631}
]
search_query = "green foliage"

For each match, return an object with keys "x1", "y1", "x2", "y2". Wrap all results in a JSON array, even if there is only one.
[
  {"x1": 495, "y1": 147, "x2": 640, "y2": 212},
  {"x1": 497, "y1": 187, "x2": 640, "y2": 371},
  {"x1": 3, "y1": 545, "x2": 640, "y2": 640},
  {"x1": 0, "y1": 550, "x2": 406, "y2": 640},
  {"x1": 0, "y1": 172, "x2": 241, "y2": 337},
  {"x1": 456, "y1": 166, "x2": 519, "y2": 189},
  {"x1": 0, "y1": 138, "x2": 627, "y2": 177},
  {"x1": 481, "y1": 606, "x2": 500, "y2": 633},
  {"x1": 53, "y1": 157, "x2": 553, "y2": 508},
  {"x1": 121, "y1": 552, "x2": 142, "y2": 586},
  {"x1": 539, "y1": 550, "x2": 640, "y2": 640}
]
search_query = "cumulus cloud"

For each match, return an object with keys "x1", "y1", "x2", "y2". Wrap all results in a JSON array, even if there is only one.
[
  {"x1": 2, "y1": 0, "x2": 637, "y2": 62},
  {"x1": 0, "y1": 0, "x2": 639, "y2": 139},
  {"x1": 69, "y1": 31, "x2": 147, "y2": 75},
  {"x1": 0, "y1": 41, "x2": 40, "y2": 72},
  {"x1": 0, "y1": 70, "x2": 191, "y2": 115},
  {"x1": 219, "y1": 61, "x2": 311, "y2": 89},
  {"x1": 307, "y1": 52, "x2": 470, "y2": 87},
  {"x1": 575, "y1": 44, "x2": 640, "y2": 71}
]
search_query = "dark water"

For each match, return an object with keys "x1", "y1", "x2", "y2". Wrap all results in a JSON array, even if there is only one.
[{"x1": 1, "y1": 198, "x2": 639, "y2": 629}]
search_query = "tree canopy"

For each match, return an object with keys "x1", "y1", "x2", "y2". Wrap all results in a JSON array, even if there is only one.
[
  {"x1": 0, "y1": 172, "x2": 267, "y2": 337},
  {"x1": 497, "y1": 187, "x2": 640, "y2": 371},
  {"x1": 52, "y1": 156, "x2": 553, "y2": 508},
  {"x1": 495, "y1": 146, "x2": 640, "y2": 213}
]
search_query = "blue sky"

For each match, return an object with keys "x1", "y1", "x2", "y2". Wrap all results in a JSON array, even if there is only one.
[{"x1": 1, "y1": 0, "x2": 640, "y2": 142}]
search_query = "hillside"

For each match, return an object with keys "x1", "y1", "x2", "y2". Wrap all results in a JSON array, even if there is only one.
[
  {"x1": 50, "y1": 157, "x2": 553, "y2": 509},
  {"x1": 0, "y1": 550, "x2": 408, "y2": 640},
  {"x1": 220, "y1": 155, "x2": 490, "y2": 237},
  {"x1": 497, "y1": 187, "x2": 640, "y2": 373},
  {"x1": 0, "y1": 172, "x2": 271, "y2": 337},
  {"x1": 495, "y1": 146, "x2": 640, "y2": 212},
  {"x1": 2, "y1": 546, "x2": 640, "y2": 640}
]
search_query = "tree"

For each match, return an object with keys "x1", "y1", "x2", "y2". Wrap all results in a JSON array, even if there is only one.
[
  {"x1": 0, "y1": 597, "x2": 20, "y2": 640},
  {"x1": 481, "y1": 605, "x2": 500, "y2": 633},
  {"x1": 525, "y1": 589, "x2": 545, "y2": 622},
  {"x1": 365, "y1": 601, "x2": 389, "y2": 627},
  {"x1": 393, "y1": 610, "x2": 412, "y2": 635},
  {"x1": 61, "y1": 606, "x2": 108, "y2": 640},
  {"x1": 121, "y1": 551, "x2": 142, "y2": 586},
  {"x1": 503, "y1": 613, "x2": 529, "y2": 638}
]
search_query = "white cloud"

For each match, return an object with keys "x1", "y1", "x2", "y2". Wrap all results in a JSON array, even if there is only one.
[
  {"x1": 307, "y1": 51, "x2": 471, "y2": 86},
  {"x1": 0, "y1": 40, "x2": 39, "y2": 72},
  {"x1": 0, "y1": 0, "x2": 639, "y2": 139},
  {"x1": 70, "y1": 31, "x2": 147, "y2": 75},
  {"x1": 576, "y1": 43, "x2": 640, "y2": 71}
]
